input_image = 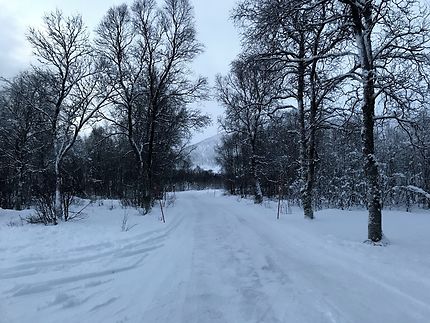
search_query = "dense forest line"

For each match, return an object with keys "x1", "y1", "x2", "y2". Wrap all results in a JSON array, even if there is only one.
[
  {"x1": 0, "y1": 123, "x2": 221, "y2": 210},
  {"x1": 217, "y1": 111, "x2": 430, "y2": 210}
]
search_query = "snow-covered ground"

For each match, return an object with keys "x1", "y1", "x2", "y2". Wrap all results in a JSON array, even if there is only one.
[{"x1": 1, "y1": 190, "x2": 430, "y2": 323}]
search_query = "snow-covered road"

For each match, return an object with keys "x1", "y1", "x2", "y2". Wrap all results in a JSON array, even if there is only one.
[{"x1": 1, "y1": 190, "x2": 430, "y2": 322}]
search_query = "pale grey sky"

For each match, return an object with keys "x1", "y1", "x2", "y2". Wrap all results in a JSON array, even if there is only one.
[{"x1": 0, "y1": 0, "x2": 241, "y2": 143}]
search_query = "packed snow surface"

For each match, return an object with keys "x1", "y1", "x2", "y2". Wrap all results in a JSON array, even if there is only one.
[{"x1": 1, "y1": 190, "x2": 430, "y2": 323}]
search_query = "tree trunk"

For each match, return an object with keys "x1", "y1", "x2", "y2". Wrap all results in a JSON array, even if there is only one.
[
  {"x1": 144, "y1": 103, "x2": 157, "y2": 214},
  {"x1": 350, "y1": 2, "x2": 383, "y2": 242},
  {"x1": 137, "y1": 159, "x2": 146, "y2": 209},
  {"x1": 14, "y1": 167, "x2": 24, "y2": 211},
  {"x1": 297, "y1": 34, "x2": 314, "y2": 219},
  {"x1": 54, "y1": 160, "x2": 62, "y2": 224},
  {"x1": 302, "y1": 38, "x2": 320, "y2": 220},
  {"x1": 251, "y1": 157, "x2": 263, "y2": 204},
  {"x1": 250, "y1": 138, "x2": 263, "y2": 204},
  {"x1": 362, "y1": 74, "x2": 382, "y2": 242},
  {"x1": 303, "y1": 129, "x2": 316, "y2": 220}
]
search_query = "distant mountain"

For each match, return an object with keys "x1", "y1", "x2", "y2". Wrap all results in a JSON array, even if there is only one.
[{"x1": 187, "y1": 134, "x2": 223, "y2": 172}]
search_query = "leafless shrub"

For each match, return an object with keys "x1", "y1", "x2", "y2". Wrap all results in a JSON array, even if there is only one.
[
  {"x1": 30, "y1": 193, "x2": 57, "y2": 225},
  {"x1": 121, "y1": 212, "x2": 137, "y2": 232},
  {"x1": 66, "y1": 200, "x2": 91, "y2": 222},
  {"x1": 166, "y1": 193, "x2": 176, "y2": 207},
  {"x1": 7, "y1": 216, "x2": 25, "y2": 227}
]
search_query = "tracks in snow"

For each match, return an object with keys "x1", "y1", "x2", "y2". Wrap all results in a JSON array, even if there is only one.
[{"x1": 1, "y1": 191, "x2": 430, "y2": 323}]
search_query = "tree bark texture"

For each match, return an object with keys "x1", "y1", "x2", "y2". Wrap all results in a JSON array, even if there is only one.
[{"x1": 350, "y1": 1, "x2": 383, "y2": 242}]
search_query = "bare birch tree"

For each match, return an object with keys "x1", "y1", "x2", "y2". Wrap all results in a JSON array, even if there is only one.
[
  {"x1": 28, "y1": 10, "x2": 111, "y2": 223},
  {"x1": 234, "y1": 0, "x2": 350, "y2": 218},
  {"x1": 216, "y1": 57, "x2": 283, "y2": 203},
  {"x1": 96, "y1": 0, "x2": 208, "y2": 212},
  {"x1": 338, "y1": 0, "x2": 430, "y2": 242}
]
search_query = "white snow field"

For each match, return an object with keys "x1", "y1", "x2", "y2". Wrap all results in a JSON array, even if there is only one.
[{"x1": 1, "y1": 190, "x2": 430, "y2": 323}]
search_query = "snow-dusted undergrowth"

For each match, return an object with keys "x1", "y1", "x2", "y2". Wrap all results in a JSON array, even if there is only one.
[{"x1": 1, "y1": 190, "x2": 429, "y2": 323}]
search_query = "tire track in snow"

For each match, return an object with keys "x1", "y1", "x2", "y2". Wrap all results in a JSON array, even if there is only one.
[
  {"x1": 0, "y1": 212, "x2": 185, "y2": 281},
  {"x1": 231, "y1": 202, "x2": 430, "y2": 323},
  {"x1": 180, "y1": 196, "x2": 283, "y2": 323}
]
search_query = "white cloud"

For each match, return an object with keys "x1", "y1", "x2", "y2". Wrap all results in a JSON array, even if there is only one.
[{"x1": 0, "y1": 10, "x2": 31, "y2": 77}]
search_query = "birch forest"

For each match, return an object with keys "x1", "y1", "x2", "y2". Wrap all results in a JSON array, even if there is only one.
[{"x1": 1, "y1": 0, "x2": 430, "y2": 244}]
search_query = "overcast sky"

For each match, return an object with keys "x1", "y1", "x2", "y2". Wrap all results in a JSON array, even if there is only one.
[{"x1": 0, "y1": 0, "x2": 241, "y2": 143}]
